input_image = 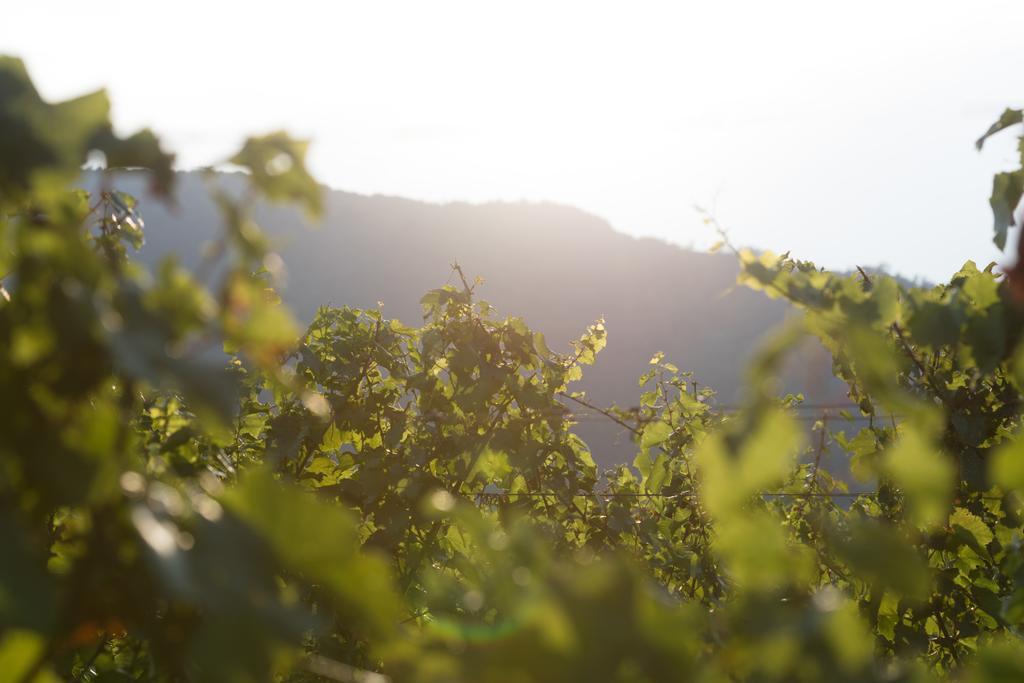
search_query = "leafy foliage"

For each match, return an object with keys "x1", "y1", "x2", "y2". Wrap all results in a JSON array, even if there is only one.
[
  {"x1": 6, "y1": 54, "x2": 1024, "y2": 682},
  {"x1": 977, "y1": 108, "x2": 1024, "y2": 250}
]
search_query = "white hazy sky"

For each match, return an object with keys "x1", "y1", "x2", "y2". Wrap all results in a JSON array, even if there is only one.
[{"x1": 3, "y1": 0, "x2": 1022, "y2": 281}]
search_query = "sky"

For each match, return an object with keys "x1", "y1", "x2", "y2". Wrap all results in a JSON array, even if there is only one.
[{"x1": 3, "y1": 0, "x2": 1023, "y2": 282}]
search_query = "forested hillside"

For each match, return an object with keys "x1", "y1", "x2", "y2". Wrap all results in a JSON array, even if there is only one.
[{"x1": 107, "y1": 171, "x2": 844, "y2": 465}]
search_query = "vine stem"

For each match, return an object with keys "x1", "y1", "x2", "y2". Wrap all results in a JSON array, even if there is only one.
[
  {"x1": 556, "y1": 391, "x2": 640, "y2": 437},
  {"x1": 891, "y1": 321, "x2": 948, "y2": 401},
  {"x1": 74, "y1": 633, "x2": 108, "y2": 680},
  {"x1": 558, "y1": 389, "x2": 724, "y2": 597}
]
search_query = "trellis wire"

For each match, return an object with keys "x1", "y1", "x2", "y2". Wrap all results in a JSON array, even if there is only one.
[{"x1": 471, "y1": 491, "x2": 1005, "y2": 501}]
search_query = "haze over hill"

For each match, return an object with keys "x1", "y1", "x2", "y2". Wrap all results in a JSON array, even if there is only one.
[{"x1": 114, "y1": 172, "x2": 846, "y2": 465}]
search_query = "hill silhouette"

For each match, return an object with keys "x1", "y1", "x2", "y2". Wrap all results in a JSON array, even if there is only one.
[{"x1": 106, "y1": 172, "x2": 846, "y2": 466}]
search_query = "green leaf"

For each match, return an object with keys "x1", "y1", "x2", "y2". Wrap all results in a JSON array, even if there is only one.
[
  {"x1": 907, "y1": 296, "x2": 963, "y2": 350},
  {"x1": 90, "y1": 126, "x2": 175, "y2": 195},
  {"x1": 696, "y1": 409, "x2": 803, "y2": 517},
  {"x1": 881, "y1": 427, "x2": 954, "y2": 528},
  {"x1": 0, "y1": 55, "x2": 174, "y2": 204},
  {"x1": 640, "y1": 420, "x2": 673, "y2": 451},
  {"x1": 0, "y1": 630, "x2": 60, "y2": 683},
  {"x1": 634, "y1": 452, "x2": 670, "y2": 493},
  {"x1": 965, "y1": 640, "x2": 1024, "y2": 683},
  {"x1": 0, "y1": 56, "x2": 109, "y2": 203},
  {"x1": 223, "y1": 274, "x2": 300, "y2": 366},
  {"x1": 961, "y1": 262, "x2": 1002, "y2": 308},
  {"x1": 469, "y1": 447, "x2": 512, "y2": 482},
  {"x1": 230, "y1": 131, "x2": 322, "y2": 218},
  {"x1": 950, "y1": 507, "x2": 994, "y2": 552},
  {"x1": 838, "y1": 428, "x2": 881, "y2": 482},
  {"x1": 830, "y1": 521, "x2": 931, "y2": 600},
  {"x1": 533, "y1": 331, "x2": 553, "y2": 358},
  {"x1": 976, "y1": 107, "x2": 1023, "y2": 151},
  {"x1": 990, "y1": 435, "x2": 1024, "y2": 492},
  {"x1": 989, "y1": 170, "x2": 1024, "y2": 250},
  {"x1": 222, "y1": 468, "x2": 400, "y2": 636}
]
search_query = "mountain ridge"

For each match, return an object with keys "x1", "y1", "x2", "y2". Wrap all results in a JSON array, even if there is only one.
[{"x1": 97, "y1": 171, "x2": 847, "y2": 465}]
